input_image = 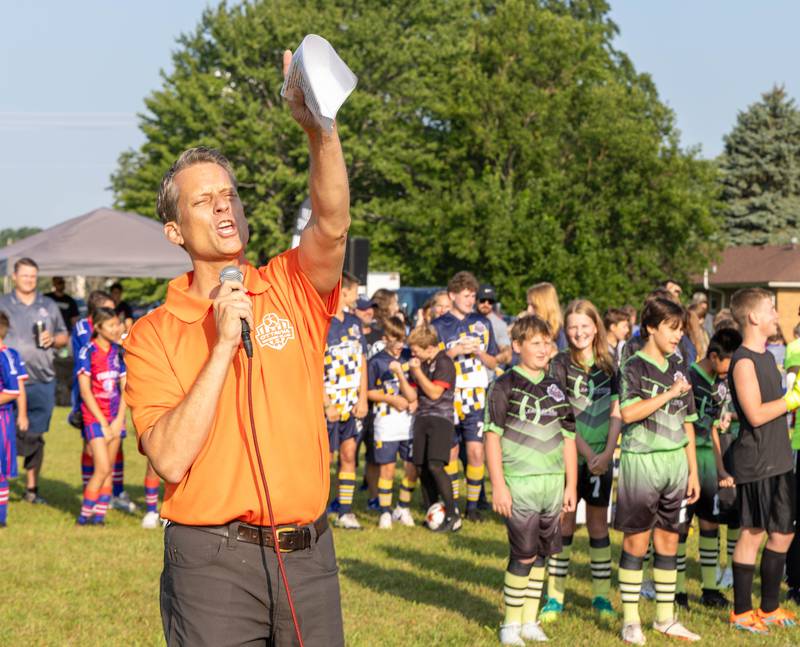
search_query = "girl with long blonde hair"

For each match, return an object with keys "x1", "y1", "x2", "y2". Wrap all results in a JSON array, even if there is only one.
[
  {"x1": 526, "y1": 282, "x2": 567, "y2": 352},
  {"x1": 540, "y1": 299, "x2": 622, "y2": 624}
]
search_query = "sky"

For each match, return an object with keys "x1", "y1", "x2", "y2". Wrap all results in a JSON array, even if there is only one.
[{"x1": 1, "y1": 0, "x2": 798, "y2": 230}]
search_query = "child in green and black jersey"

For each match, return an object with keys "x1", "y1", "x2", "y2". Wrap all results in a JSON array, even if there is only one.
[
  {"x1": 540, "y1": 300, "x2": 622, "y2": 624},
  {"x1": 485, "y1": 315, "x2": 577, "y2": 646},
  {"x1": 679, "y1": 328, "x2": 742, "y2": 610},
  {"x1": 616, "y1": 298, "x2": 701, "y2": 644}
]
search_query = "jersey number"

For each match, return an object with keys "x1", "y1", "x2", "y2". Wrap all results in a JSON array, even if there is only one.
[{"x1": 712, "y1": 494, "x2": 720, "y2": 517}]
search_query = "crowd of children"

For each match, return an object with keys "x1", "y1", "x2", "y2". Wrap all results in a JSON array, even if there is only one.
[
  {"x1": 323, "y1": 272, "x2": 800, "y2": 645},
  {"x1": 3, "y1": 267, "x2": 800, "y2": 645}
]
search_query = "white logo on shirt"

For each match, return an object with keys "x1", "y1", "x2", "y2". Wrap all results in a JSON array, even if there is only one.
[
  {"x1": 255, "y1": 313, "x2": 295, "y2": 350},
  {"x1": 547, "y1": 384, "x2": 565, "y2": 402}
]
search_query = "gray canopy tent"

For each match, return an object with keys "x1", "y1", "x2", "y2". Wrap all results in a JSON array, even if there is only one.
[{"x1": 0, "y1": 207, "x2": 192, "y2": 277}]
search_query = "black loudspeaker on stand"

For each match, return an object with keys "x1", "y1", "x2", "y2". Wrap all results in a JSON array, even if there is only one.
[{"x1": 343, "y1": 237, "x2": 369, "y2": 285}]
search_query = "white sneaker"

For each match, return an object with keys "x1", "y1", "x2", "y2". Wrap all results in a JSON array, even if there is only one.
[
  {"x1": 499, "y1": 623, "x2": 525, "y2": 647},
  {"x1": 111, "y1": 491, "x2": 137, "y2": 514},
  {"x1": 621, "y1": 623, "x2": 646, "y2": 645},
  {"x1": 336, "y1": 512, "x2": 362, "y2": 529},
  {"x1": 717, "y1": 565, "x2": 733, "y2": 590},
  {"x1": 640, "y1": 579, "x2": 656, "y2": 600},
  {"x1": 520, "y1": 621, "x2": 548, "y2": 641},
  {"x1": 392, "y1": 506, "x2": 414, "y2": 527},
  {"x1": 378, "y1": 512, "x2": 393, "y2": 529},
  {"x1": 141, "y1": 510, "x2": 160, "y2": 529},
  {"x1": 652, "y1": 619, "x2": 700, "y2": 641}
]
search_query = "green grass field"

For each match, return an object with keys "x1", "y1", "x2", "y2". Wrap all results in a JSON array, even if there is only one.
[{"x1": 1, "y1": 407, "x2": 796, "y2": 645}]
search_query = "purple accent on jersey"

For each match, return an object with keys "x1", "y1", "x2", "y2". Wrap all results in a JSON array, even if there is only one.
[{"x1": 77, "y1": 341, "x2": 126, "y2": 426}]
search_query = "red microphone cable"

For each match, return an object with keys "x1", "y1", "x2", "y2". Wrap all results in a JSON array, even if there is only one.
[{"x1": 245, "y1": 354, "x2": 304, "y2": 647}]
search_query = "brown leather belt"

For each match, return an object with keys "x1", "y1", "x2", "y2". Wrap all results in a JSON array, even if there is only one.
[{"x1": 186, "y1": 515, "x2": 328, "y2": 553}]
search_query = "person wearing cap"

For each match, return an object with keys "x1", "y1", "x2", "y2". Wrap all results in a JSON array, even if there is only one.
[
  {"x1": 122, "y1": 51, "x2": 348, "y2": 646},
  {"x1": 477, "y1": 285, "x2": 512, "y2": 367}
]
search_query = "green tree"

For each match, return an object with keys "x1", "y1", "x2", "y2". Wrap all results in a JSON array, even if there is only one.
[
  {"x1": 0, "y1": 227, "x2": 41, "y2": 248},
  {"x1": 719, "y1": 85, "x2": 800, "y2": 245},
  {"x1": 112, "y1": 0, "x2": 719, "y2": 312}
]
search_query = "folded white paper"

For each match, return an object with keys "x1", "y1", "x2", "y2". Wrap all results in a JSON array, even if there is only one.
[{"x1": 281, "y1": 34, "x2": 358, "y2": 133}]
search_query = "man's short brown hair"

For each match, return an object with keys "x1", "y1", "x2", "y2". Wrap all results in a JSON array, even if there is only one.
[
  {"x1": 407, "y1": 325, "x2": 439, "y2": 349},
  {"x1": 383, "y1": 316, "x2": 407, "y2": 342},
  {"x1": 730, "y1": 287, "x2": 773, "y2": 329},
  {"x1": 447, "y1": 271, "x2": 479, "y2": 295},
  {"x1": 13, "y1": 257, "x2": 38, "y2": 273},
  {"x1": 511, "y1": 315, "x2": 552, "y2": 344},
  {"x1": 342, "y1": 272, "x2": 359, "y2": 290},
  {"x1": 156, "y1": 146, "x2": 237, "y2": 224}
]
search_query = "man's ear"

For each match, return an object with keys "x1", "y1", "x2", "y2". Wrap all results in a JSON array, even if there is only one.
[{"x1": 164, "y1": 221, "x2": 184, "y2": 247}]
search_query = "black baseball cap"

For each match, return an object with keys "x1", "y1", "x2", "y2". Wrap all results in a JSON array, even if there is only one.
[
  {"x1": 477, "y1": 285, "x2": 497, "y2": 302},
  {"x1": 356, "y1": 297, "x2": 377, "y2": 310}
]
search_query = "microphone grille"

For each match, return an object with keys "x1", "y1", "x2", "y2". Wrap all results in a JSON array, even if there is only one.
[{"x1": 219, "y1": 266, "x2": 243, "y2": 284}]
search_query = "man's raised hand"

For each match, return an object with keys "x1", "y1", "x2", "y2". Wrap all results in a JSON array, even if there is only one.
[{"x1": 283, "y1": 50, "x2": 319, "y2": 134}]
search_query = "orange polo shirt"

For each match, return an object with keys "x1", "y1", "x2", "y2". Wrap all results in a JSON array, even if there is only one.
[{"x1": 123, "y1": 248, "x2": 339, "y2": 526}]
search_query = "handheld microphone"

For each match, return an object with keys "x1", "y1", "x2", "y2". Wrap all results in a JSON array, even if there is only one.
[{"x1": 219, "y1": 266, "x2": 254, "y2": 358}]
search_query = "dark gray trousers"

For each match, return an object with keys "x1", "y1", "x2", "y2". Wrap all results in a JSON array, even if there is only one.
[{"x1": 160, "y1": 521, "x2": 344, "y2": 646}]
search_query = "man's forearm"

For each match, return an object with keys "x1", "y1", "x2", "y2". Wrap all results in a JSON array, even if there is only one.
[
  {"x1": 308, "y1": 129, "x2": 349, "y2": 232},
  {"x1": 143, "y1": 344, "x2": 234, "y2": 483},
  {"x1": 54, "y1": 333, "x2": 69, "y2": 349}
]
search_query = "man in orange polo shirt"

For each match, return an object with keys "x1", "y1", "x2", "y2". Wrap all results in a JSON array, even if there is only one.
[{"x1": 123, "y1": 51, "x2": 348, "y2": 646}]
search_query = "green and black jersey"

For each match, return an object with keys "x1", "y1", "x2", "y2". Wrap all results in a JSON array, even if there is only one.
[
  {"x1": 619, "y1": 351, "x2": 698, "y2": 454},
  {"x1": 549, "y1": 350, "x2": 618, "y2": 457},
  {"x1": 688, "y1": 362, "x2": 728, "y2": 449},
  {"x1": 485, "y1": 366, "x2": 576, "y2": 477}
]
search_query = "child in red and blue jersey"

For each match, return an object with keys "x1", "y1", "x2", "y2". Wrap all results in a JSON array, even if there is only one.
[
  {"x1": 0, "y1": 312, "x2": 28, "y2": 527},
  {"x1": 76, "y1": 308, "x2": 127, "y2": 525},
  {"x1": 431, "y1": 271, "x2": 499, "y2": 522}
]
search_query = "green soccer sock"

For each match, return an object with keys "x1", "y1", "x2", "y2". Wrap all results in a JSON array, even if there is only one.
[
  {"x1": 504, "y1": 569, "x2": 530, "y2": 625},
  {"x1": 522, "y1": 561, "x2": 547, "y2": 623},
  {"x1": 619, "y1": 551, "x2": 644, "y2": 626},
  {"x1": 699, "y1": 529, "x2": 720, "y2": 590},
  {"x1": 590, "y1": 535, "x2": 612, "y2": 599},
  {"x1": 653, "y1": 553, "x2": 678, "y2": 623},
  {"x1": 676, "y1": 534, "x2": 688, "y2": 594},
  {"x1": 546, "y1": 534, "x2": 572, "y2": 605}
]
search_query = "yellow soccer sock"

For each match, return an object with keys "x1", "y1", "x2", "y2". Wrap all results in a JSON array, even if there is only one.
[
  {"x1": 398, "y1": 477, "x2": 415, "y2": 508},
  {"x1": 546, "y1": 534, "x2": 572, "y2": 605},
  {"x1": 522, "y1": 562, "x2": 547, "y2": 623},
  {"x1": 699, "y1": 529, "x2": 720, "y2": 590},
  {"x1": 465, "y1": 463, "x2": 484, "y2": 510},
  {"x1": 653, "y1": 553, "x2": 678, "y2": 623},
  {"x1": 377, "y1": 478, "x2": 393, "y2": 513},
  {"x1": 338, "y1": 471, "x2": 356, "y2": 514},
  {"x1": 504, "y1": 570, "x2": 529, "y2": 625},
  {"x1": 589, "y1": 535, "x2": 612, "y2": 599},
  {"x1": 676, "y1": 534, "x2": 688, "y2": 594},
  {"x1": 619, "y1": 551, "x2": 644, "y2": 626},
  {"x1": 445, "y1": 460, "x2": 460, "y2": 501}
]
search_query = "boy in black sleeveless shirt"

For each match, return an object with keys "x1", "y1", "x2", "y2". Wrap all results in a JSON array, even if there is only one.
[{"x1": 728, "y1": 288, "x2": 800, "y2": 634}]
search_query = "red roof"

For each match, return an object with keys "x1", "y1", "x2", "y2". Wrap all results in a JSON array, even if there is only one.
[{"x1": 705, "y1": 245, "x2": 800, "y2": 286}]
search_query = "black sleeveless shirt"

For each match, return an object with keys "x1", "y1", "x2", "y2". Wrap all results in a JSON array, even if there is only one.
[{"x1": 728, "y1": 346, "x2": 793, "y2": 483}]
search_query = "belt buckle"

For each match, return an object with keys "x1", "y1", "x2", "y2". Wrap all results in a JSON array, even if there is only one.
[{"x1": 275, "y1": 526, "x2": 297, "y2": 552}]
